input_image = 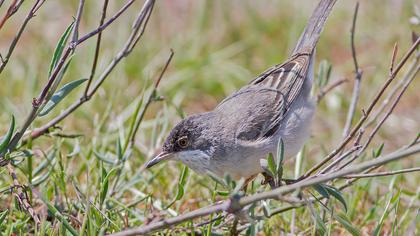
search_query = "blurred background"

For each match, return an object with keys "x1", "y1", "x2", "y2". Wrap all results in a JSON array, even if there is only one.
[{"x1": 0, "y1": 0, "x2": 419, "y2": 234}]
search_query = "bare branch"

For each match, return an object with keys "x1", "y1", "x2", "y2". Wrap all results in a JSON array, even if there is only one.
[
  {"x1": 130, "y1": 49, "x2": 174, "y2": 145},
  {"x1": 342, "y1": 167, "x2": 420, "y2": 179},
  {"x1": 109, "y1": 145, "x2": 420, "y2": 236},
  {"x1": 6, "y1": 163, "x2": 40, "y2": 225},
  {"x1": 0, "y1": 0, "x2": 45, "y2": 74},
  {"x1": 84, "y1": 0, "x2": 109, "y2": 97},
  {"x1": 343, "y1": 2, "x2": 362, "y2": 137},
  {"x1": 316, "y1": 77, "x2": 348, "y2": 103},
  {"x1": 26, "y1": 0, "x2": 156, "y2": 144},
  {"x1": 302, "y1": 37, "x2": 420, "y2": 178},
  {"x1": 0, "y1": 0, "x2": 17, "y2": 30},
  {"x1": 1, "y1": 0, "x2": 156, "y2": 164},
  {"x1": 365, "y1": 51, "x2": 419, "y2": 127},
  {"x1": 71, "y1": 0, "x2": 86, "y2": 47}
]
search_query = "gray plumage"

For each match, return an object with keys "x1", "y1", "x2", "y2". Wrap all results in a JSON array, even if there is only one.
[{"x1": 146, "y1": 0, "x2": 337, "y2": 179}]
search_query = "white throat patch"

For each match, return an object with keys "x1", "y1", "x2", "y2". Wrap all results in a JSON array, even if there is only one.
[{"x1": 175, "y1": 150, "x2": 210, "y2": 174}]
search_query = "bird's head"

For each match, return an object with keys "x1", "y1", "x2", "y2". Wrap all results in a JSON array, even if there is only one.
[{"x1": 145, "y1": 113, "x2": 217, "y2": 171}]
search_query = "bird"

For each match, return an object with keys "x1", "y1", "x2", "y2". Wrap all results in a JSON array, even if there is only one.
[{"x1": 145, "y1": 0, "x2": 337, "y2": 181}]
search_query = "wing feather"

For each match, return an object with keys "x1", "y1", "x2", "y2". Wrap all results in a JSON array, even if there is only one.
[{"x1": 217, "y1": 53, "x2": 312, "y2": 141}]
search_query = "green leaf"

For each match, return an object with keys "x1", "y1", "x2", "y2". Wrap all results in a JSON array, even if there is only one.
[
  {"x1": 267, "y1": 153, "x2": 276, "y2": 179},
  {"x1": 323, "y1": 184, "x2": 348, "y2": 212},
  {"x1": 39, "y1": 78, "x2": 87, "y2": 116},
  {"x1": 374, "y1": 143, "x2": 385, "y2": 158},
  {"x1": 165, "y1": 166, "x2": 189, "y2": 209},
  {"x1": 313, "y1": 183, "x2": 330, "y2": 199},
  {"x1": 317, "y1": 60, "x2": 332, "y2": 88},
  {"x1": 0, "y1": 115, "x2": 15, "y2": 154},
  {"x1": 314, "y1": 209, "x2": 327, "y2": 235},
  {"x1": 335, "y1": 213, "x2": 361, "y2": 236},
  {"x1": 49, "y1": 21, "x2": 74, "y2": 77},
  {"x1": 176, "y1": 166, "x2": 189, "y2": 200},
  {"x1": 276, "y1": 139, "x2": 284, "y2": 183}
]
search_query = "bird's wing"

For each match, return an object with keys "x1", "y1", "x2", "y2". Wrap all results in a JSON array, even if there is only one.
[{"x1": 216, "y1": 53, "x2": 311, "y2": 141}]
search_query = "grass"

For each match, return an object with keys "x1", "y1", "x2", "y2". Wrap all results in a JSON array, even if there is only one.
[{"x1": 0, "y1": 0, "x2": 419, "y2": 235}]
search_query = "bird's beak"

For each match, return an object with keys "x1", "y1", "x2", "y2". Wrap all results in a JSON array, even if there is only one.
[{"x1": 145, "y1": 151, "x2": 174, "y2": 168}]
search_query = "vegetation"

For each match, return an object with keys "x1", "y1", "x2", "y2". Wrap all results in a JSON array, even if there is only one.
[{"x1": 0, "y1": 0, "x2": 418, "y2": 235}]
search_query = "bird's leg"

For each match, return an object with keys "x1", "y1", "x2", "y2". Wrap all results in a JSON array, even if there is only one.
[
  {"x1": 261, "y1": 172, "x2": 276, "y2": 189},
  {"x1": 242, "y1": 174, "x2": 258, "y2": 193}
]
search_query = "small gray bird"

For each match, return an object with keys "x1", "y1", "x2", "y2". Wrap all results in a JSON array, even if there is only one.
[{"x1": 146, "y1": 0, "x2": 337, "y2": 180}]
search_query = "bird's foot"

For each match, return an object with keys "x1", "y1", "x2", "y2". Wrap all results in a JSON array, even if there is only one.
[{"x1": 261, "y1": 172, "x2": 276, "y2": 189}]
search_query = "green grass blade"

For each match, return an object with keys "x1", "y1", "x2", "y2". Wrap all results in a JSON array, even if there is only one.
[
  {"x1": 38, "y1": 193, "x2": 79, "y2": 236},
  {"x1": 0, "y1": 209, "x2": 9, "y2": 226},
  {"x1": 335, "y1": 213, "x2": 361, "y2": 236}
]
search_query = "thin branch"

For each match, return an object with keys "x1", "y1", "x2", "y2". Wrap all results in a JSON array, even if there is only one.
[
  {"x1": 1, "y1": 0, "x2": 156, "y2": 164},
  {"x1": 6, "y1": 163, "x2": 40, "y2": 225},
  {"x1": 76, "y1": 0, "x2": 136, "y2": 45},
  {"x1": 343, "y1": 2, "x2": 362, "y2": 138},
  {"x1": 342, "y1": 167, "x2": 420, "y2": 179},
  {"x1": 302, "y1": 37, "x2": 420, "y2": 178},
  {"x1": 71, "y1": 0, "x2": 86, "y2": 47},
  {"x1": 0, "y1": 0, "x2": 17, "y2": 30},
  {"x1": 84, "y1": 0, "x2": 109, "y2": 97},
  {"x1": 130, "y1": 49, "x2": 174, "y2": 144},
  {"x1": 365, "y1": 51, "x2": 419, "y2": 127},
  {"x1": 109, "y1": 144, "x2": 420, "y2": 236},
  {"x1": 338, "y1": 64, "x2": 419, "y2": 170},
  {"x1": 0, "y1": 0, "x2": 45, "y2": 74},
  {"x1": 316, "y1": 77, "x2": 348, "y2": 103}
]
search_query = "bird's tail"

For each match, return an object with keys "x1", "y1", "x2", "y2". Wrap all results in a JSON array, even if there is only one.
[{"x1": 292, "y1": 0, "x2": 337, "y2": 55}]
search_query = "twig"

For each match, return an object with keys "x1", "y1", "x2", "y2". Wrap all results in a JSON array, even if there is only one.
[
  {"x1": 3, "y1": 0, "x2": 156, "y2": 159},
  {"x1": 76, "y1": 0, "x2": 137, "y2": 46},
  {"x1": 6, "y1": 163, "x2": 40, "y2": 225},
  {"x1": 318, "y1": 144, "x2": 361, "y2": 174},
  {"x1": 342, "y1": 2, "x2": 362, "y2": 138},
  {"x1": 0, "y1": 0, "x2": 17, "y2": 30},
  {"x1": 302, "y1": 37, "x2": 420, "y2": 178},
  {"x1": 84, "y1": 0, "x2": 109, "y2": 97},
  {"x1": 338, "y1": 64, "x2": 419, "y2": 170},
  {"x1": 0, "y1": 0, "x2": 45, "y2": 74},
  {"x1": 365, "y1": 51, "x2": 419, "y2": 127},
  {"x1": 316, "y1": 77, "x2": 348, "y2": 103},
  {"x1": 341, "y1": 167, "x2": 420, "y2": 179},
  {"x1": 109, "y1": 49, "x2": 173, "y2": 197},
  {"x1": 130, "y1": 49, "x2": 174, "y2": 145},
  {"x1": 71, "y1": 0, "x2": 86, "y2": 47},
  {"x1": 109, "y1": 144, "x2": 420, "y2": 236}
]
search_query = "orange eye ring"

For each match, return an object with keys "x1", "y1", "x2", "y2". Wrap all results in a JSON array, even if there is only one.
[{"x1": 177, "y1": 136, "x2": 189, "y2": 148}]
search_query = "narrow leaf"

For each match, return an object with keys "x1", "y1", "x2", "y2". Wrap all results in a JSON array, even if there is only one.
[
  {"x1": 100, "y1": 167, "x2": 117, "y2": 206},
  {"x1": 276, "y1": 139, "x2": 285, "y2": 183},
  {"x1": 267, "y1": 153, "x2": 276, "y2": 179},
  {"x1": 323, "y1": 184, "x2": 348, "y2": 212},
  {"x1": 49, "y1": 21, "x2": 74, "y2": 76},
  {"x1": 0, "y1": 115, "x2": 15, "y2": 153},
  {"x1": 335, "y1": 213, "x2": 361, "y2": 236},
  {"x1": 313, "y1": 183, "x2": 330, "y2": 199},
  {"x1": 0, "y1": 209, "x2": 8, "y2": 226},
  {"x1": 39, "y1": 78, "x2": 88, "y2": 116}
]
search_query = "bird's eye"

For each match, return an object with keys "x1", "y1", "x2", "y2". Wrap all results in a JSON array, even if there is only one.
[{"x1": 177, "y1": 136, "x2": 189, "y2": 148}]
